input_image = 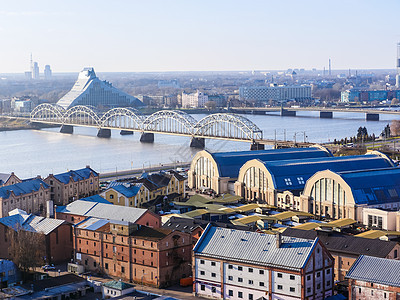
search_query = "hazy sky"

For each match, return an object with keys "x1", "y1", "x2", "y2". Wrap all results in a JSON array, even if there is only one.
[{"x1": 0, "y1": 0, "x2": 399, "y2": 73}]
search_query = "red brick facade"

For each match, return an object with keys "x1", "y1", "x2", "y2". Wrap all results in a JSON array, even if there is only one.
[{"x1": 348, "y1": 279, "x2": 400, "y2": 300}]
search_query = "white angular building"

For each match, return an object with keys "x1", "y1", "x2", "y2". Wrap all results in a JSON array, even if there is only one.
[
  {"x1": 181, "y1": 90, "x2": 208, "y2": 108},
  {"x1": 57, "y1": 67, "x2": 143, "y2": 109}
]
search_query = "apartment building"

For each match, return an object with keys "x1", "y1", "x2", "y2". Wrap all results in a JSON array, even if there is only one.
[
  {"x1": 44, "y1": 166, "x2": 99, "y2": 206},
  {"x1": 102, "y1": 171, "x2": 186, "y2": 208},
  {"x1": 0, "y1": 178, "x2": 50, "y2": 218},
  {"x1": 181, "y1": 90, "x2": 208, "y2": 108},
  {"x1": 73, "y1": 218, "x2": 192, "y2": 288},
  {"x1": 193, "y1": 225, "x2": 334, "y2": 300}
]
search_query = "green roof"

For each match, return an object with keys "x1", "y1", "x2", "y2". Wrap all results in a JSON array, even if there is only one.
[{"x1": 103, "y1": 280, "x2": 134, "y2": 290}]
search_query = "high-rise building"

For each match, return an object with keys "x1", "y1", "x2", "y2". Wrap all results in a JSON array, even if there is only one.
[
  {"x1": 44, "y1": 65, "x2": 52, "y2": 80},
  {"x1": 32, "y1": 62, "x2": 39, "y2": 80},
  {"x1": 57, "y1": 67, "x2": 143, "y2": 109}
]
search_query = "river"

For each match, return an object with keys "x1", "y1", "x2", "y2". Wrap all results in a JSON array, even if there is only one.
[{"x1": 1, "y1": 111, "x2": 399, "y2": 178}]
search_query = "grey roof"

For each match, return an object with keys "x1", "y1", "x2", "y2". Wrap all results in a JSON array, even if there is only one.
[
  {"x1": 282, "y1": 228, "x2": 398, "y2": 258},
  {"x1": 0, "y1": 211, "x2": 66, "y2": 235},
  {"x1": 57, "y1": 200, "x2": 148, "y2": 223},
  {"x1": 75, "y1": 217, "x2": 110, "y2": 231},
  {"x1": 346, "y1": 255, "x2": 400, "y2": 287},
  {"x1": 194, "y1": 225, "x2": 317, "y2": 270}
]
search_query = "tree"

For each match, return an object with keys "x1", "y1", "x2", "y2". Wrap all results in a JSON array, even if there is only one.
[
  {"x1": 8, "y1": 229, "x2": 46, "y2": 272},
  {"x1": 391, "y1": 98, "x2": 399, "y2": 106},
  {"x1": 382, "y1": 124, "x2": 391, "y2": 138},
  {"x1": 204, "y1": 101, "x2": 216, "y2": 110},
  {"x1": 390, "y1": 120, "x2": 400, "y2": 136}
]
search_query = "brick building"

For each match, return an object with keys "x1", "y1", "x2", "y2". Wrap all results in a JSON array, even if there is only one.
[
  {"x1": 0, "y1": 178, "x2": 50, "y2": 218},
  {"x1": 194, "y1": 225, "x2": 334, "y2": 300},
  {"x1": 346, "y1": 255, "x2": 400, "y2": 299},
  {"x1": 283, "y1": 228, "x2": 400, "y2": 282},
  {"x1": 44, "y1": 166, "x2": 99, "y2": 206},
  {"x1": 56, "y1": 200, "x2": 161, "y2": 228},
  {"x1": 0, "y1": 209, "x2": 73, "y2": 263},
  {"x1": 73, "y1": 218, "x2": 192, "y2": 288}
]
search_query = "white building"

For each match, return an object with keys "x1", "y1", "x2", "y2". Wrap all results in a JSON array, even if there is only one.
[
  {"x1": 44, "y1": 65, "x2": 52, "y2": 80},
  {"x1": 33, "y1": 62, "x2": 40, "y2": 80},
  {"x1": 193, "y1": 225, "x2": 334, "y2": 300},
  {"x1": 362, "y1": 207, "x2": 400, "y2": 231},
  {"x1": 181, "y1": 90, "x2": 208, "y2": 108},
  {"x1": 239, "y1": 85, "x2": 312, "y2": 103}
]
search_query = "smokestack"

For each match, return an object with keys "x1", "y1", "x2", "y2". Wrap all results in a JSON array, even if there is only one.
[
  {"x1": 275, "y1": 232, "x2": 282, "y2": 248},
  {"x1": 329, "y1": 58, "x2": 331, "y2": 76}
]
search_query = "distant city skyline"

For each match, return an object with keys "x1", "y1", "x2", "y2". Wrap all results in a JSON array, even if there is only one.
[{"x1": 0, "y1": 0, "x2": 399, "y2": 73}]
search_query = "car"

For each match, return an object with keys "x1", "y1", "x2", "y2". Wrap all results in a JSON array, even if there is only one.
[{"x1": 42, "y1": 264, "x2": 56, "y2": 271}]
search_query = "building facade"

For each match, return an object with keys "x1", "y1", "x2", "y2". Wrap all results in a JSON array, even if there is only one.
[
  {"x1": 44, "y1": 166, "x2": 99, "y2": 206},
  {"x1": 362, "y1": 207, "x2": 400, "y2": 231},
  {"x1": 181, "y1": 90, "x2": 208, "y2": 108},
  {"x1": 0, "y1": 178, "x2": 50, "y2": 218},
  {"x1": 341, "y1": 88, "x2": 400, "y2": 103},
  {"x1": 346, "y1": 255, "x2": 400, "y2": 300},
  {"x1": 239, "y1": 85, "x2": 312, "y2": 103},
  {"x1": 73, "y1": 219, "x2": 192, "y2": 288},
  {"x1": 193, "y1": 225, "x2": 334, "y2": 300},
  {"x1": 188, "y1": 146, "x2": 331, "y2": 195}
]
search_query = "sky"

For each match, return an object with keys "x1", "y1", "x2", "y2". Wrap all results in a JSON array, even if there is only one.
[{"x1": 0, "y1": 0, "x2": 399, "y2": 73}]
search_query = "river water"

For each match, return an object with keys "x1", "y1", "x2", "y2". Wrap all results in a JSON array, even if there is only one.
[{"x1": 1, "y1": 111, "x2": 399, "y2": 178}]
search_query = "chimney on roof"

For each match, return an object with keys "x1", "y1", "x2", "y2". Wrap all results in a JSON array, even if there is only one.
[
  {"x1": 86, "y1": 165, "x2": 90, "y2": 169},
  {"x1": 275, "y1": 232, "x2": 282, "y2": 248}
]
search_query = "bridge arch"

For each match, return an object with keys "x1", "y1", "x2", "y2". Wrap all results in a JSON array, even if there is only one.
[
  {"x1": 142, "y1": 110, "x2": 197, "y2": 134},
  {"x1": 100, "y1": 107, "x2": 143, "y2": 130},
  {"x1": 30, "y1": 103, "x2": 66, "y2": 122},
  {"x1": 194, "y1": 113, "x2": 263, "y2": 140},
  {"x1": 63, "y1": 105, "x2": 100, "y2": 126}
]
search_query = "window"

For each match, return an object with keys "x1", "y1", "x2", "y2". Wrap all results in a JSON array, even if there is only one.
[
  {"x1": 307, "y1": 287, "x2": 311, "y2": 294},
  {"x1": 201, "y1": 285, "x2": 205, "y2": 291},
  {"x1": 238, "y1": 277, "x2": 243, "y2": 283},
  {"x1": 327, "y1": 269, "x2": 331, "y2": 274},
  {"x1": 211, "y1": 273, "x2": 216, "y2": 277},
  {"x1": 228, "y1": 264, "x2": 233, "y2": 269},
  {"x1": 238, "y1": 291, "x2": 243, "y2": 298},
  {"x1": 228, "y1": 276, "x2": 233, "y2": 281},
  {"x1": 359, "y1": 288, "x2": 361, "y2": 294},
  {"x1": 249, "y1": 294, "x2": 253, "y2": 300},
  {"x1": 395, "y1": 250, "x2": 398, "y2": 258},
  {"x1": 211, "y1": 287, "x2": 216, "y2": 293},
  {"x1": 277, "y1": 285, "x2": 283, "y2": 290},
  {"x1": 229, "y1": 290, "x2": 233, "y2": 296},
  {"x1": 316, "y1": 272, "x2": 321, "y2": 278},
  {"x1": 200, "y1": 260, "x2": 205, "y2": 264},
  {"x1": 284, "y1": 178, "x2": 292, "y2": 185},
  {"x1": 317, "y1": 283, "x2": 321, "y2": 289},
  {"x1": 110, "y1": 194, "x2": 114, "y2": 199},
  {"x1": 200, "y1": 271, "x2": 205, "y2": 276},
  {"x1": 211, "y1": 261, "x2": 216, "y2": 266},
  {"x1": 327, "y1": 280, "x2": 331, "y2": 286},
  {"x1": 277, "y1": 273, "x2": 282, "y2": 278},
  {"x1": 248, "y1": 268, "x2": 253, "y2": 273},
  {"x1": 259, "y1": 282, "x2": 265, "y2": 287},
  {"x1": 290, "y1": 287, "x2": 295, "y2": 292},
  {"x1": 105, "y1": 263, "x2": 109, "y2": 270},
  {"x1": 121, "y1": 266, "x2": 125, "y2": 273},
  {"x1": 238, "y1": 266, "x2": 243, "y2": 271},
  {"x1": 259, "y1": 270, "x2": 264, "y2": 275},
  {"x1": 290, "y1": 275, "x2": 295, "y2": 280},
  {"x1": 297, "y1": 177, "x2": 305, "y2": 184},
  {"x1": 93, "y1": 261, "x2": 96, "y2": 267},
  {"x1": 248, "y1": 280, "x2": 253, "y2": 285}
]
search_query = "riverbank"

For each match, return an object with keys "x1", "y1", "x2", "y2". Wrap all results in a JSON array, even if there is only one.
[{"x1": 0, "y1": 116, "x2": 57, "y2": 131}]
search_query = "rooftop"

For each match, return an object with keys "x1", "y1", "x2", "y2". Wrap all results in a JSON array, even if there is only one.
[
  {"x1": 194, "y1": 225, "x2": 318, "y2": 270},
  {"x1": 346, "y1": 255, "x2": 400, "y2": 287},
  {"x1": 0, "y1": 178, "x2": 48, "y2": 199},
  {"x1": 103, "y1": 280, "x2": 134, "y2": 290},
  {"x1": 53, "y1": 166, "x2": 98, "y2": 184}
]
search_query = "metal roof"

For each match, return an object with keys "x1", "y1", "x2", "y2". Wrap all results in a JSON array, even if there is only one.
[
  {"x1": 0, "y1": 211, "x2": 66, "y2": 235},
  {"x1": 211, "y1": 147, "x2": 331, "y2": 178},
  {"x1": 261, "y1": 154, "x2": 394, "y2": 191},
  {"x1": 79, "y1": 195, "x2": 111, "y2": 204},
  {"x1": 75, "y1": 217, "x2": 110, "y2": 231},
  {"x1": 56, "y1": 200, "x2": 148, "y2": 223},
  {"x1": 337, "y1": 167, "x2": 400, "y2": 205},
  {"x1": 346, "y1": 255, "x2": 400, "y2": 287},
  {"x1": 53, "y1": 167, "x2": 98, "y2": 184},
  {"x1": 194, "y1": 225, "x2": 317, "y2": 270},
  {"x1": 111, "y1": 183, "x2": 141, "y2": 198},
  {"x1": 0, "y1": 179, "x2": 49, "y2": 199}
]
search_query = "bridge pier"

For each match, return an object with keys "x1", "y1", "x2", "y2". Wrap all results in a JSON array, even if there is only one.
[
  {"x1": 250, "y1": 142, "x2": 265, "y2": 150},
  {"x1": 140, "y1": 132, "x2": 154, "y2": 143},
  {"x1": 320, "y1": 111, "x2": 333, "y2": 118},
  {"x1": 60, "y1": 125, "x2": 73, "y2": 134},
  {"x1": 120, "y1": 130, "x2": 133, "y2": 135},
  {"x1": 366, "y1": 113, "x2": 379, "y2": 121},
  {"x1": 190, "y1": 137, "x2": 205, "y2": 148},
  {"x1": 280, "y1": 108, "x2": 296, "y2": 117},
  {"x1": 97, "y1": 128, "x2": 111, "y2": 138}
]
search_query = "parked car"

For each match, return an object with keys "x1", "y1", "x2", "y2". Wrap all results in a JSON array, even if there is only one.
[{"x1": 42, "y1": 264, "x2": 56, "y2": 271}]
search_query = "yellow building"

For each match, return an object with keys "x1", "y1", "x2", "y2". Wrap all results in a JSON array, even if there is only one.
[{"x1": 102, "y1": 171, "x2": 186, "y2": 208}]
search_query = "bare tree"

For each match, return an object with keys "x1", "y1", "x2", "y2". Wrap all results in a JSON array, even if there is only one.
[
  {"x1": 391, "y1": 98, "x2": 399, "y2": 106},
  {"x1": 390, "y1": 120, "x2": 400, "y2": 137},
  {"x1": 8, "y1": 229, "x2": 46, "y2": 272}
]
